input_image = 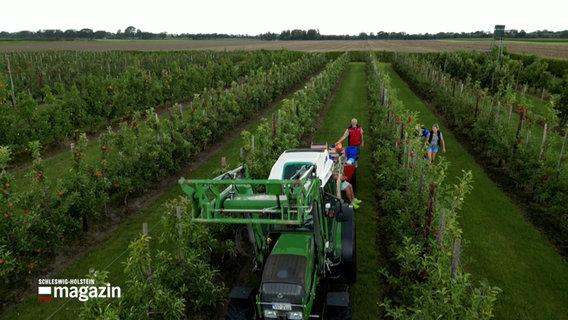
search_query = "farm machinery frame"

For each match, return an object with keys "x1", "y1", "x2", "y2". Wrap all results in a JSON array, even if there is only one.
[{"x1": 179, "y1": 147, "x2": 356, "y2": 319}]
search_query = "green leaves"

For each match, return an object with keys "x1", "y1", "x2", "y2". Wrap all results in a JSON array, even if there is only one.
[{"x1": 79, "y1": 198, "x2": 231, "y2": 319}]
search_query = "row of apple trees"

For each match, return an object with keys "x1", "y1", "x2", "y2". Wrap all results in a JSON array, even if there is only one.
[
  {"x1": 0, "y1": 49, "x2": 317, "y2": 152},
  {"x1": 367, "y1": 54, "x2": 501, "y2": 319},
  {"x1": 389, "y1": 52, "x2": 568, "y2": 256},
  {"x1": 0, "y1": 51, "x2": 329, "y2": 282},
  {"x1": 420, "y1": 48, "x2": 568, "y2": 130},
  {"x1": 75, "y1": 53, "x2": 349, "y2": 320},
  {"x1": 422, "y1": 48, "x2": 568, "y2": 95}
]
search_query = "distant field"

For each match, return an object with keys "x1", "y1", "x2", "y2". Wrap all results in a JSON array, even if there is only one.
[{"x1": 1, "y1": 39, "x2": 567, "y2": 58}]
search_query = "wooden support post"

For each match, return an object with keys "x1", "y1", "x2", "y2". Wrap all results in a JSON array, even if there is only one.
[
  {"x1": 495, "y1": 102, "x2": 501, "y2": 123},
  {"x1": 539, "y1": 123, "x2": 548, "y2": 160},
  {"x1": 451, "y1": 238, "x2": 461, "y2": 279},
  {"x1": 413, "y1": 148, "x2": 417, "y2": 168},
  {"x1": 423, "y1": 183, "x2": 436, "y2": 238},
  {"x1": 557, "y1": 133, "x2": 567, "y2": 173},
  {"x1": 507, "y1": 105, "x2": 513, "y2": 127},
  {"x1": 513, "y1": 110, "x2": 525, "y2": 155},
  {"x1": 451, "y1": 79, "x2": 456, "y2": 97},
  {"x1": 538, "y1": 88, "x2": 546, "y2": 113},
  {"x1": 437, "y1": 208, "x2": 445, "y2": 246},
  {"x1": 272, "y1": 113, "x2": 276, "y2": 139},
  {"x1": 6, "y1": 56, "x2": 17, "y2": 109},
  {"x1": 142, "y1": 222, "x2": 153, "y2": 319},
  {"x1": 397, "y1": 124, "x2": 405, "y2": 164},
  {"x1": 417, "y1": 167, "x2": 424, "y2": 193},
  {"x1": 474, "y1": 91, "x2": 480, "y2": 119},
  {"x1": 293, "y1": 98, "x2": 298, "y2": 118},
  {"x1": 525, "y1": 129, "x2": 531, "y2": 149},
  {"x1": 175, "y1": 208, "x2": 183, "y2": 237}
]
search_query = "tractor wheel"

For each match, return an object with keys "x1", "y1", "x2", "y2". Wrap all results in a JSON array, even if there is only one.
[
  {"x1": 340, "y1": 204, "x2": 357, "y2": 285},
  {"x1": 326, "y1": 305, "x2": 352, "y2": 320},
  {"x1": 225, "y1": 298, "x2": 255, "y2": 320},
  {"x1": 235, "y1": 225, "x2": 254, "y2": 257}
]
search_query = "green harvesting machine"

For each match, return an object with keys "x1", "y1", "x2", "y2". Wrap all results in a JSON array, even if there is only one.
[{"x1": 179, "y1": 146, "x2": 356, "y2": 319}]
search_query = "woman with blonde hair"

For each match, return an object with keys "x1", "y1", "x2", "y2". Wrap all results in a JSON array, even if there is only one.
[{"x1": 423, "y1": 123, "x2": 446, "y2": 162}]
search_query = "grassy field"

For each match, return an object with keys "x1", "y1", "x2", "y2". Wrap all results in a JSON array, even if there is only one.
[
  {"x1": 382, "y1": 62, "x2": 568, "y2": 320},
  {"x1": 1, "y1": 39, "x2": 567, "y2": 59}
]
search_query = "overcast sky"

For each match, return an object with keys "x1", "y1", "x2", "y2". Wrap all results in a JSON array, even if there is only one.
[{"x1": 3, "y1": 0, "x2": 566, "y2": 35}]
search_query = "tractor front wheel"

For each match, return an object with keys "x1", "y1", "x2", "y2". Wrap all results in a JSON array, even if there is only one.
[
  {"x1": 226, "y1": 298, "x2": 255, "y2": 320},
  {"x1": 326, "y1": 305, "x2": 352, "y2": 320}
]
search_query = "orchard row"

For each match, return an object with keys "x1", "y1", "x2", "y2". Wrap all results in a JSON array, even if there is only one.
[
  {"x1": 367, "y1": 54, "x2": 500, "y2": 318},
  {"x1": 0, "y1": 50, "x2": 332, "y2": 280},
  {"x1": 0, "y1": 50, "x2": 317, "y2": 152},
  {"x1": 391, "y1": 52, "x2": 567, "y2": 255}
]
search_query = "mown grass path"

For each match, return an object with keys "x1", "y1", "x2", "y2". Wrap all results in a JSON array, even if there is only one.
[
  {"x1": 383, "y1": 63, "x2": 568, "y2": 320},
  {"x1": 311, "y1": 62, "x2": 381, "y2": 319}
]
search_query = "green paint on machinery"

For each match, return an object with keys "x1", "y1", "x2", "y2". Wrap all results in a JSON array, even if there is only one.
[{"x1": 179, "y1": 148, "x2": 356, "y2": 319}]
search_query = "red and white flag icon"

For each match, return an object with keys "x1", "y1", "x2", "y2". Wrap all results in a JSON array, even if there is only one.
[{"x1": 38, "y1": 286, "x2": 52, "y2": 301}]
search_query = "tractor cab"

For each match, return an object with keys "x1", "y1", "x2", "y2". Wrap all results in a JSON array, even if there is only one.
[{"x1": 268, "y1": 148, "x2": 334, "y2": 186}]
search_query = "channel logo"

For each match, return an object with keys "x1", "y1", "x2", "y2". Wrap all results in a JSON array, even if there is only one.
[
  {"x1": 37, "y1": 278, "x2": 121, "y2": 302},
  {"x1": 37, "y1": 286, "x2": 52, "y2": 301}
]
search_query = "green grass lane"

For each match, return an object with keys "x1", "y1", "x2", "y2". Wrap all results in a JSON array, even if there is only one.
[
  {"x1": 312, "y1": 62, "x2": 380, "y2": 319},
  {"x1": 383, "y1": 63, "x2": 568, "y2": 320}
]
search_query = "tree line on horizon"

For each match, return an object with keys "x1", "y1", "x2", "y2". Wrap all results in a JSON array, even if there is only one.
[{"x1": 1, "y1": 26, "x2": 567, "y2": 41}]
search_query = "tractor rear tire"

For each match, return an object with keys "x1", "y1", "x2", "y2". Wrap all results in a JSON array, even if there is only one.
[
  {"x1": 340, "y1": 204, "x2": 357, "y2": 285},
  {"x1": 226, "y1": 298, "x2": 255, "y2": 320},
  {"x1": 235, "y1": 225, "x2": 254, "y2": 257}
]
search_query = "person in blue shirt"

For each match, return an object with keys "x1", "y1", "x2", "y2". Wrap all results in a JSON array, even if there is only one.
[{"x1": 414, "y1": 124, "x2": 429, "y2": 139}]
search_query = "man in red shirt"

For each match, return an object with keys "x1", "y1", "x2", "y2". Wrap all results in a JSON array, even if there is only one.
[{"x1": 336, "y1": 118, "x2": 364, "y2": 158}]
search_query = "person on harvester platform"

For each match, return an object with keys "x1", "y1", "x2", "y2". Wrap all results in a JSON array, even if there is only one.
[
  {"x1": 336, "y1": 118, "x2": 364, "y2": 158},
  {"x1": 333, "y1": 171, "x2": 362, "y2": 209}
]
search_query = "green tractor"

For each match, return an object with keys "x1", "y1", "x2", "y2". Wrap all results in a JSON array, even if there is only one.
[{"x1": 179, "y1": 147, "x2": 356, "y2": 319}]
